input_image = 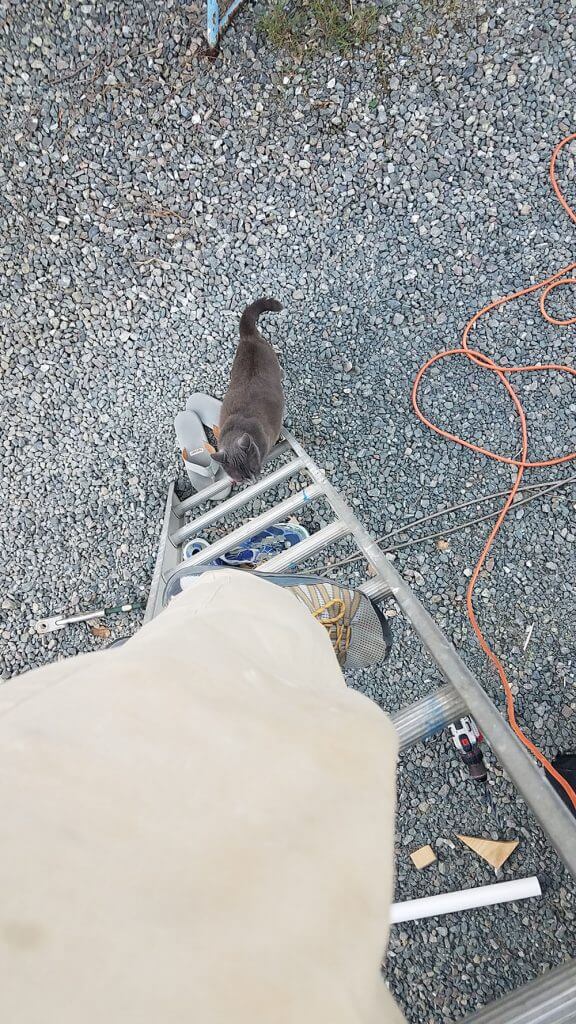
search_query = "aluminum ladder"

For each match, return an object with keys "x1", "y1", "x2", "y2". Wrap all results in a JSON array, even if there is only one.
[{"x1": 145, "y1": 429, "x2": 576, "y2": 1023}]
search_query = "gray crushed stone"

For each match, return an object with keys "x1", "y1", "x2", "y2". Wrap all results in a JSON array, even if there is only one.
[{"x1": 1, "y1": 0, "x2": 575, "y2": 1019}]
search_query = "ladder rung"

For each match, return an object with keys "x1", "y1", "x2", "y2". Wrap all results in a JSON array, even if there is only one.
[
  {"x1": 359, "y1": 576, "x2": 393, "y2": 602},
  {"x1": 173, "y1": 440, "x2": 292, "y2": 516},
  {"x1": 171, "y1": 457, "x2": 306, "y2": 546},
  {"x1": 174, "y1": 476, "x2": 232, "y2": 515},
  {"x1": 257, "y1": 521, "x2": 350, "y2": 574},
  {"x1": 178, "y1": 483, "x2": 324, "y2": 567},
  {"x1": 392, "y1": 684, "x2": 467, "y2": 750},
  {"x1": 461, "y1": 959, "x2": 576, "y2": 1024}
]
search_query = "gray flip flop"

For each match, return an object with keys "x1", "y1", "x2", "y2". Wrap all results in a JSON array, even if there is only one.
[
  {"x1": 186, "y1": 393, "x2": 223, "y2": 428},
  {"x1": 174, "y1": 407, "x2": 231, "y2": 499}
]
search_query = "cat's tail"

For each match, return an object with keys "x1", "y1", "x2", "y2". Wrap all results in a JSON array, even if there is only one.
[{"x1": 240, "y1": 297, "x2": 283, "y2": 338}]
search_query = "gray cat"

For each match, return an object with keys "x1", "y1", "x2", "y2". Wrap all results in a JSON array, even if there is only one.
[{"x1": 212, "y1": 298, "x2": 284, "y2": 484}]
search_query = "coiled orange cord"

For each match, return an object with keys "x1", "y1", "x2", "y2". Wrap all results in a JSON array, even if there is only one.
[{"x1": 412, "y1": 134, "x2": 576, "y2": 811}]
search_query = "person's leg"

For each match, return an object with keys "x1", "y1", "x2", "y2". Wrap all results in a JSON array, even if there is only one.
[
  {"x1": 0, "y1": 570, "x2": 404, "y2": 1023},
  {"x1": 167, "y1": 565, "x2": 394, "y2": 669}
]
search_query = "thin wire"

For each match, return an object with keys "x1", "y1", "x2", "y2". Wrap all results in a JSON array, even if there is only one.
[
  {"x1": 312, "y1": 473, "x2": 576, "y2": 575},
  {"x1": 379, "y1": 478, "x2": 575, "y2": 556}
]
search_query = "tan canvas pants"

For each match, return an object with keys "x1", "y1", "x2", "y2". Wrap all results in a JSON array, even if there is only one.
[{"x1": 0, "y1": 570, "x2": 404, "y2": 1023}]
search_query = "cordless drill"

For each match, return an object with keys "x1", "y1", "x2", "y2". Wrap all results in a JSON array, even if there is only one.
[{"x1": 449, "y1": 716, "x2": 488, "y2": 784}]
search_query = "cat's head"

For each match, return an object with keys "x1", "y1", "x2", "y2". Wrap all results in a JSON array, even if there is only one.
[{"x1": 212, "y1": 432, "x2": 262, "y2": 484}]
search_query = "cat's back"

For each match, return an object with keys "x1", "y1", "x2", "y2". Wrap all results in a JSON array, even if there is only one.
[
  {"x1": 220, "y1": 339, "x2": 282, "y2": 437},
  {"x1": 231, "y1": 332, "x2": 282, "y2": 386},
  {"x1": 220, "y1": 299, "x2": 285, "y2": 430}
]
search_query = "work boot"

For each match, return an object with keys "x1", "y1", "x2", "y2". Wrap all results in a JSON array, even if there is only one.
[{"x1": 285, "y1": 578, "x2": 392, "y2": 670}]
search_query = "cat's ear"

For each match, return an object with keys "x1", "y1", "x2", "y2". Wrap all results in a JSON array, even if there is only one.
[
  {"x1": 237, "y1": 433, "x2": 251, "y2": 452},
  {"x1": 211, "y1": 450, "x2": 226, "y2": 465}
]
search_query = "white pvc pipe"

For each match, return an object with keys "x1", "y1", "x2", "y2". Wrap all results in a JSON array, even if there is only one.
[{"x1": 390, "y1": 876, "x2": 541, "y2": 925}]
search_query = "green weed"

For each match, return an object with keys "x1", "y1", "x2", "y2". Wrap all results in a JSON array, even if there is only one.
[{"x1": 259, "y1": 0, "x2": 378, "y2": 56}]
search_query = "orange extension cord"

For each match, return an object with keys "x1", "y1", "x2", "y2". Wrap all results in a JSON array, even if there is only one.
[{"x1": 412, "y1": 134, "x2": 576, "y2": 811}]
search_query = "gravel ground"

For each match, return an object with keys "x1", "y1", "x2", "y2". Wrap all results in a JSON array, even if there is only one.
[{"x1": 1, "y1": 0, "x2": 575, "y2": 1019}]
